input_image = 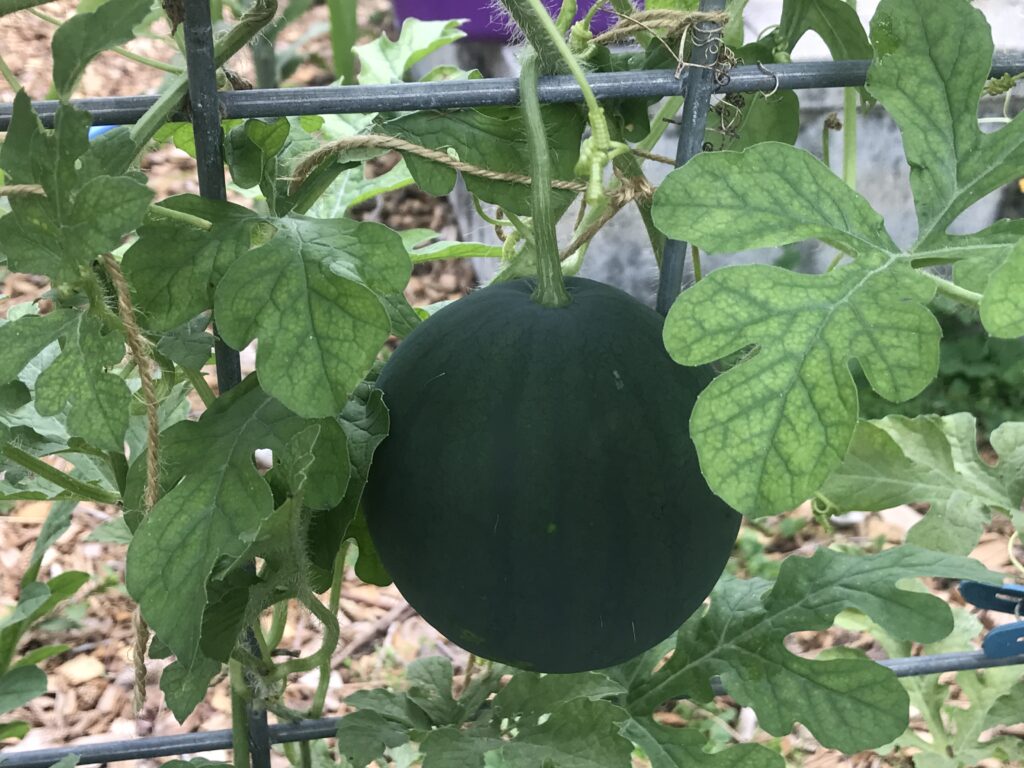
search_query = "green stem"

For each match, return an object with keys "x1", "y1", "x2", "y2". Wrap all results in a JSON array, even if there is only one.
[
  {"x1": 842, "y1": 0, "x2": 857, "y2": 190},
  {"x1": 472, "y1": 195, "x2": 509, "y2": 228},
  {"x1": 0, "y1": 50, "x2": 22, "y2": 91},
  {"x1": 637, "y1": 96, "x2": 684, "y2": 154},
  {"x1": 691, "y1": 245, "x2": 703, "y2": 282},
  {"x1": 326, "y1": 0, "x2": 358, "y2": 84},
  {"x1": 501, "y1": 1, "x2": 565, "y2": 73},
  {"x1": 266, "y1": 590, "x2": 340, "y2": 683},
  {"x1": 520, "y1": 52, "x2": 571, "y2": 308},
  {"x1": 111, "y1": 46, "x2": 182, "y2": 75},
  {"x1": 520, "y1": 0, "x2": 611, "y2": 139},
  {"x1": 822, "y1": 119, "x2": 832, "y2": 170},
  {"x1": 229, "y1": 660, "x2": 252, "y2": 768},
  {"x1": 182, "y1": 367, "x2": 217, "y2": 407},
  {"x1": 265, "y1": 600, "x2": 289, "y2": 652},
  {"x1": 925, "y1": 272, "x2": 982, "y2": 308},
  {"x1": 826, "y1": 252, "x2": 846, "y2": 272},
  {"x1": 554, "y1": 0, "x2": 577, "y2": 33},
  {"x1": 1, "y1": 442, "x2": 121, "y2": 504},
  {"x1": 147, "y1": 203, "x2": 213, "y2": 230},
  {"x1": 842, "y1": 88, "x2": 857, "y2": 189},
  {"x1": 126, "y1": 0, "x2": 278, "y2": 156},
  {"x1": 311, "y1": 542, "x2": 349, "y2": 717},
  {"x1": 610, "y1": 127, "x2": 663, "y2": 266}
]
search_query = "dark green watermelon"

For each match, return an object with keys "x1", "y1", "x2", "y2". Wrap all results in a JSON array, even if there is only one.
[{"x1": 363, "y1": 277, "x2": 739, "y2": 672}]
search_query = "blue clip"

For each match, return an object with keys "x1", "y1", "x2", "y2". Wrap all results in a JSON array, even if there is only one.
[
  {"x1": 959, "y1": 580, "x2": 1024, "y2": 659},
  {"x1": 88, "y1": 125, "x2": 116, "y2": 140}
]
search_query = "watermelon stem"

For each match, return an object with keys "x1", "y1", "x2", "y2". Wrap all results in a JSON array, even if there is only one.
[{"x1": 520, "y1": 50, "x2": 572, "y2": 308}]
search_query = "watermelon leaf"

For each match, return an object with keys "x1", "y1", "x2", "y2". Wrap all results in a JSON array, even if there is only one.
[
  {"x1": 620, "y1": 717, "x2": 783, "y2": 768},
  {"x1": 0, "y1": 666, "x2": 47, "y2": 714},
  {"x1": 0, "y1": 96, "x2": 152, "y2": 283},
  {"x1": 381, "y1": 105, "x2": 585, "y2": 217},
  {"x1": 866, "y1": 0, "x2": 1024, "y2": 249},
  {"x1": 626, "y1": 545, "x2": 999, "y2": 753},
  {"x1": 51, "y1": 0, "x2": 154, "y2": 98},
  {"x1": 776, "y1": 0, "x2": 872, "y2": 62},
  {"x1": 308, "y1": 375, "x2": 390, "y2": 591},
  {"x1": 214, "y1": 217, "x2": 410, "y2": 418},
  {"x1": 125, "y1": 376, "x2": 348, "y2": 668},
  {"x1": 821, "y1": 414, "x2": 1024, "y2": 554},
  {"x1": 980, "y1": 239, "x2": 1024, "y2": 338},
  {"x1": 353, "y1": 18, "x2": 466, "y2": 85}
]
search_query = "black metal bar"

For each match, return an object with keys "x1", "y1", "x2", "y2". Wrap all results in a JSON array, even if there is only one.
[
  {"x1": 3, "y1": 650, "x2": 1022, "y2": 768},
  {"x1": 3, "y1": 54, "x2": 1023, "y2": 130},
  {"x1": 655, "y1": 0, "x2": 725, "y2": 316},
  {"x1": 180, "y1": 2, "x2": 268, "y2": 768}
]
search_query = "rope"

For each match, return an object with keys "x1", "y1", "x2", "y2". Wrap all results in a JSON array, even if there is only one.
[
  {"x1": 0, "y1": 184, "x2": 45, "y2": 196},
  {"x1": 559, "y1": 175, "x2": 654, "y2": 260},
  {"x1": 631, "y1": 148, "x2": 676, "y2": 165},
  {"x1": 591, "y1": 9, "x2": 730, "y2": 46},
  {"x1": 101, "y1": 254, "x2": 161, "y2": 715},
  {"x1": 290, "y1": 134, "x2": 652, "y2": 208}
]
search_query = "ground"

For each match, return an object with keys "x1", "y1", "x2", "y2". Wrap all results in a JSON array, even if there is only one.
[{"x1": 0, "y1": 2, "x2": 1021, "y2": 767}]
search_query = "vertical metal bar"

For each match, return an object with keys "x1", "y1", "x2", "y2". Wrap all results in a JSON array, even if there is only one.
[
  {"x1": 180, "y1": 3, "x2": 271, "y2": 768},
  {"x1": 655, "y1": 0, "x2": 727, "y2": 317}
]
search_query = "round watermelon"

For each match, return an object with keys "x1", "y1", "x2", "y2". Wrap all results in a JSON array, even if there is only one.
[{"x1": 363, "y1": 276, "x2": 739, "y2": 672}]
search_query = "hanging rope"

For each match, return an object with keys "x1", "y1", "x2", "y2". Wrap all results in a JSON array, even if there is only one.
[
  {"x1": 0, "y1": 184, "x2": 44, "y2": 196},
  {"x1": 2, "y1": 183, "x2": 162, "y2": 711},
  {"x1": 290, "y1": 134, "x2": 653, "y2": 208},
  {"x1": 100, "y1": 253, "x2": 162, "y2": 715}
]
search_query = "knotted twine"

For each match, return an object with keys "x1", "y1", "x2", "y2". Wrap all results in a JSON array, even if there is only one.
[{"x1": 1, "y1": 182, "x2": 161, "y2": 714}]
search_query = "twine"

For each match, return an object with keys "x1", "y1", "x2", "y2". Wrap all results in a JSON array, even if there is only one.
[
  {"x1": 0, "y1": 184, "x2": 45, "y2": 197},
  {"x1": 101, "y1": 253, "x2": 162, "y2": 715},
  {"x1": 290, "y1": 134, "x2": 653, "y2": 208},
  {"x1": 560, "y1": 174, "x2": 653, "y2": 260},
  {"x1": 591, "y1": 9, "x2": 730, "y2": 46},
  {"x1": 2, "y1": 188, "x2": 160, "y2": 712}
]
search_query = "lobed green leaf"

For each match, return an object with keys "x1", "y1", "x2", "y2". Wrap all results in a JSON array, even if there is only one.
[
  {"x1": 51, "y1": 0, "x2": 154, "y2": 97},
  {"x1": 866, "y1": 0, "x2": 1024, "y2": 247},
  {"x1": 821, "y1": 413, "x2": 1024, "y2": 554},
  {"x1": 627, "y1": 545, "x2": 998, "y2": 753},
  {"x1": 125, "y1": 376, "x2": 348, "y2": 667}
]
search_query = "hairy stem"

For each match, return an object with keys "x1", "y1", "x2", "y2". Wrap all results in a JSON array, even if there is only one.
[
  {"x1": 521, "y1": 52, "x2": 571, "y2": 308},
  {"x1": 500, "y1": 0, "x2": 565, "y2": 73},
  {"x1": 1, "y1": 443, "x2": 121, "y2": 504},
  {"x1": 265, "y1": 600, "x2": 289, "y2": 652},
  {"x1": 311, "y1": 542, "x2": 349, "y2": 717},
  {"x1": 266, "y1": 590, "x2": 340, "y2": 682},
  {"x1": 229, "y1": 660, "x2": 252, "y2": 768}
]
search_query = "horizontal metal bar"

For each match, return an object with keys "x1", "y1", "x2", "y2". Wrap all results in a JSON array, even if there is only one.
[
  {"x1": 2, "y1": 53, "x2": 1023, "y2": 130},
  {"x1": 3, "y1": 650, "x2": 1022, "y2": 768}
]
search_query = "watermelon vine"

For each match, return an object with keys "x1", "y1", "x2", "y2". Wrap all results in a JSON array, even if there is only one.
[{"x1": 0, "y1": 0, "x2": 1022, "y2": 765}]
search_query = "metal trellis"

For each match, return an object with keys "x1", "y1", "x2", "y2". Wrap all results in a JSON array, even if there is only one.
[{"x1": 2, "y1": 0, "x2": 1024, "y2": 764}]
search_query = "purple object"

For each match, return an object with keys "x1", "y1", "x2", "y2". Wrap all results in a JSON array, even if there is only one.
[{"x1": 392, "y1": 0, "x2": 630, "y2": 41}]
